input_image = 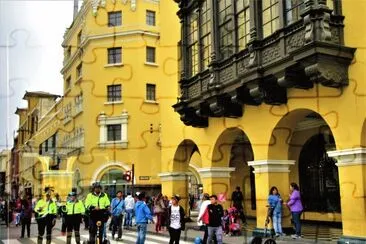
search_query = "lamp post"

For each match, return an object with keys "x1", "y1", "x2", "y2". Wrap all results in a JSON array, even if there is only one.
[{"x1": 112, "y1": 179, "x2": 117, "y2": 198}]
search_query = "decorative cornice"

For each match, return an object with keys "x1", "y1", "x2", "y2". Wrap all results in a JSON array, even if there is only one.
[
  {"x1": 61, "y1": 30, "x2": 160, "y2": 74},
  {"x1": 248, "y1": 160, "x2": 295, "y2": 173},
  {"x1": 158, "y1": 172, "x2": 188, "y2": 182},
  {"x1": 197, "y1": 167, "x2": 235, "y2": 178},
  {"x1": 327, "y1": 148, "x2": 366, "y2": 167},
  {"x1": 41, "y1": 171, "x2": 74, "y2": 176}
]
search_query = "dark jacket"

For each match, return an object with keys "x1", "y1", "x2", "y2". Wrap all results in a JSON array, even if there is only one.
[
  {"x1": 167, "y1": 205, "x2": 185, "y2": 231},
  {"x1": 207, "y1": 204, "x2": 224, "y2": 227}
]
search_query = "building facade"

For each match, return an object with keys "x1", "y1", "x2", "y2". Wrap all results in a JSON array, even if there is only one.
[
  {"x1": 160, "y1": 0, "x2": 366, "y2": 243},
  {"x1": 15, "y1": 0, "x2": 180, "y2": 200}
]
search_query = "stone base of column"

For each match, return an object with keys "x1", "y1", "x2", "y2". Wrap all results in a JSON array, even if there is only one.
[{"x1": 337, "y1": 236, "x2": 366, "y2": 244}]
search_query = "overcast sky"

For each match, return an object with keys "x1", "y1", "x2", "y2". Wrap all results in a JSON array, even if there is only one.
[{"x1": 0, "y1": 1, "x2": 80, "y2": 150}]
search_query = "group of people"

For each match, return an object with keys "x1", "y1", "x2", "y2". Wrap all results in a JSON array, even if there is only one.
[
  {"x1": 1, "y1": 182, "x2": 304, "y2": 243},
  {"x1": 5, "y1": 183, "x2": 187, "y2": 244},
  {"x1": 268, "y1": 182, "x2": 304, "y2": 239}
]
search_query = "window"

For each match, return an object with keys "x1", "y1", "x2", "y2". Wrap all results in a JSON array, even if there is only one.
[
  {"x1": 76, "y1": 63, "x2": 82, "y2": 78},
  {"x1": 64, "y1": 103, "x2": 72, "y2": 123},
  {"x1": 285, "y1": 0, "x2": 304, "y2": 25},
  {"x1": 146, "y1": 47, "x2": 156, "y2": 63},
  {"x1": 107, "y1": 124, "x2": 121, "y2": 141},
  {"x1": 65, "y1": 76, "x2": 71, "y2": 90},
  {"x1": 108, "y1": 11, "x2": 122, "y2": 27},
  {"x1": 200, "y1": 0, "x2": 212, "y2": 70},
  {"x1": 66, "y1": 46, "x2": 71, "y2": 59},
  {"x1": 188, "y1": 12, "x2": 199, "y2": 77},
  {"x1": 146, "y1": 84, "x2": 156, "y2": 101},
  {"x1": 108, "y1": 47, "x2": 122, "y2": 64},
  {"x1": 236, "y1": 0, "x2": 250, "y2": 50},
  {"x1": 218, "y1": 0, "x2": 234, "y2": 59},
  {"x1": 262, "y1": 0, "x2": 280, "y2": 38},
  {"x1": 77, "y1": 31, "x2": 82, "y2": 46},
  {"x1": 75, "y1": 93, "x2": 83, "y2": 114},
  {"x1": 146, "y1": 10, "x2": 156, "y2": 26},
  {"x1": 107, "y1": 85, "x2": 122, "y2": 102}
]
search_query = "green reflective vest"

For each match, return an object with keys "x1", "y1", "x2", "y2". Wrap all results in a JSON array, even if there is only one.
[
  {"x1": 84, "y1": 192, "x2": 110, "y2": 210},
  {"x1": 62, "y1": 200, "x2": 85, "y2": 215},
  {"x1": 35, "y1": 199, "x2": 57, "y2": 218}
]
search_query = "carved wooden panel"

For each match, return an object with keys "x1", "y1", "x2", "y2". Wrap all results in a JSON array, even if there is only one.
[
  {"x1": 219, "y1": 66, "x2": 235, "y2": 84},
  {"x1": 262, "y1": 44, "x2": 280, "y2": 65},
  {"x1": 286, "y1": 29, "x2": 306, "y2": 54},
  {"x1": 188, "y1": 82, "x2": 201, "y2": 98},
  {"x1": 237, "y1": 57, "x2": 250, "y2": 75}
]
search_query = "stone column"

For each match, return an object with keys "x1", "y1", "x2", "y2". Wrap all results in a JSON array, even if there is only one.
[
  {"x1": 327, "y1": 148, "x2": 366, "y2": 244},
  {"x1": 159, "y1": 172, "x2": 189, "y2": 210},
  {"x1": 248, "y1": 160, "x2": 295, "y2": 236},
  {"x1": 198, "y1": 167, "x2": 235, "y2": 209}
]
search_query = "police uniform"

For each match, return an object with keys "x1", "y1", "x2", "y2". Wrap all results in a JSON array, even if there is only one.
[
  {"x1": 34, "y1": 195, "x2": 57, "y2": 244},
  {"x1": 85, "y1": 185, "x2": 110, "y2": 244},
  {"x1": 63, "y1": 192, "x2": 85, "y2": 244}
]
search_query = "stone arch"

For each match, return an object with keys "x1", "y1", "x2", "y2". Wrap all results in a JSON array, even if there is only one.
[
  {"x1": 91, "y1": 161, "x2": 131, "y2": 183},
  {"x1": 267, "y1": 108, "x2": 338, "y2": 159},
  {"x1": 172, "y1": 140, "x2": 200, "y2": 172},
  {"x1": 268, "y1": 109, "x2": 341, "y2": 220},
  {"x1": 212, "y1": 127, "x2": 256, "y2": 215}
]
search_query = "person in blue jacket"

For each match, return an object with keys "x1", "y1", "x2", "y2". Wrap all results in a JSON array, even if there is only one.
[
  {"x1": 268, "y1": 186, "x2": 284, "y2": 237},
  {"x1": 110, "y1": 191, "x2": 125, "y2": 240},
  {"x1": 134, "y1": 192, "x2": 154, "y2": 244}
]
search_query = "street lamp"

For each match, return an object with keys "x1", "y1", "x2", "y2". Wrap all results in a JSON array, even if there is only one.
[{"x1": 112, "y1": 180, "x2": 117, "y2": 198}]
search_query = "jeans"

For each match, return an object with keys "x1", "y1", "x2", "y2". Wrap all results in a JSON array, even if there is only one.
[
  {"x1": 136, "y1": 223, "x2": 147, "y2": 244},
  {"x1": 291, "y1": 211, "x2": 302, "y2": 236},
  {"x1": 272, "y1": 212, "x2": 283, "y2": 234},
  {"x1": 125, "y1": 209, "x2": 133, "y2": 227},
  {"x1": 111, "y1": 215, "x2": 123, "y2": 239},
  {"x1": 21, "y1": 217, "x2": 31, "y2": 237},
  {"x1": 207, "y1": 226, "x2": 223, "y2": 244},
  {"x1": 155, "y1": 212, "x2": 163, "y2": 232},
  {"x1": 169, "y1": 227, "x2": 181, "y2": 244}
]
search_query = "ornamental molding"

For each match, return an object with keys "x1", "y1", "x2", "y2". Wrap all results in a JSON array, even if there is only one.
[
  {"x1": 327, "y1": 148, "x2": 366, "y2": 167},
  {"x1": 248, "y1": 160, "x2": 295, "y2": 173},
  {"x1": 197, "y1": 167, "x2": 235, "y2": 178},
  {"x1": 158, "y1": 172, "x2": 188, "y2": 182}
]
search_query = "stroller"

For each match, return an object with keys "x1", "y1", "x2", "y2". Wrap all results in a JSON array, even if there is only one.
[{"x1": 227, "y1": 207, "x2": 241, "y2": 236}]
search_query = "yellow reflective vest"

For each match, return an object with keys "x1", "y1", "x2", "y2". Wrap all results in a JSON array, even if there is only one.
[
  {"x1": 35, "y1": 199, "x2": 57, "y2": 218},
  {"x1": 85, "y1": 192, "x2": 110, "y2": 210},
  {"x1": 63, "y1": 200, "x2": 85, "y2": 215}
]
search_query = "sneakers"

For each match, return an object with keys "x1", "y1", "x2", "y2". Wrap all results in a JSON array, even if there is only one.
[{"x1": 291, "y1": 234, "x2": 302, "y2": 239}]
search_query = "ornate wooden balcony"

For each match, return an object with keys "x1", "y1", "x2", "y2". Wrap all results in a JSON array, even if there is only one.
[{"x1": 173, "y1": 0, "x2": 355, "y2": 127}]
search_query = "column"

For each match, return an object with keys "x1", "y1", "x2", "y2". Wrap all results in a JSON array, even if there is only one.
[
  {"x1": 159, "y1": 172, "x2": 189, "y2": 211},
  {"x1": 248, "y1": 160, "x2": 295, "y2": 236},
  {"x1": 327, "y1": 148, "x2": 366, "y2": 243},
  {"x1": 198, "y1": 167, "x2": 235, "y2": 209}
]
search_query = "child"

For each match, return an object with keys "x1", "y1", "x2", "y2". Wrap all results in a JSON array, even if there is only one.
[{"x1": 222, "y1": 210, "x2": 230, "y2": 236}]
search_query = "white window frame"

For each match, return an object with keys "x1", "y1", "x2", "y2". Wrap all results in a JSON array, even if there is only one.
[{"x1": 98, "y1": 110, "x2": 129, "y2": 148}]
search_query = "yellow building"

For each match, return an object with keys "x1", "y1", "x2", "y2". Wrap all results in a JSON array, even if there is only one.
[
  {"x1": 15, "y1": 0, "x2": 180, "y2": 200},
  {"x1": 0, "y1": 150, "x2": 10, "y2": 196},
  {"x1": 161, "y1": 0, "x2": 366, "y2": 243}
]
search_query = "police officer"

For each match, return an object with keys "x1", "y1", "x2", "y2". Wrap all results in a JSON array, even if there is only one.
[
  {"x1": 85, "y1": 182, "x2": 110, "y2": 244},
  {"x1": 62, "y1": 191, "x2": 85, "y2": 244},
  {"x1": 34, "y1": 191, "x2": 57, "y2": 244}
]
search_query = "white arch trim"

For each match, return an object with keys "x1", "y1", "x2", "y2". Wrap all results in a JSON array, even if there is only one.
[
  {"x1": 91, "y1": 161, "x2": 131, "y2": 183},
  {"x1": 188, "y1": 164, "x2": 202, "y2": 184}
]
